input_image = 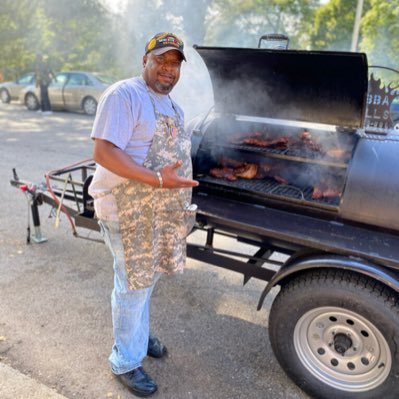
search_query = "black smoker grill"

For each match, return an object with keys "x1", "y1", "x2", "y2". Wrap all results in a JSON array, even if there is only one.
[
  {"x1": 184, "y1": 45, "x2": 399, "y2": 399},
  {"x1": 9, "y1": 45, "x2": 399, "y2": 399},
  {"x1": 187, "y1": 46, "x2": 399, "y2": 266},
  {"x1": 190, "y1": 46, "x2": 399, "y2": 231}
]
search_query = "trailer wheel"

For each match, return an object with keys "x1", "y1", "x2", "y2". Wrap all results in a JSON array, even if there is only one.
[{"x1": 269, "y1": 269, "x2": 399, "y2": 399}]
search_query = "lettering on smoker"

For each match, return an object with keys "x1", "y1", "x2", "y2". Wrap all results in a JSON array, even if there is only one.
[{"x1": 365, "y1": 74, "x2": 398, "y2": 130}]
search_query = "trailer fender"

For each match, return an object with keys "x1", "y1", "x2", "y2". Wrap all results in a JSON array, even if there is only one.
[{"x1": 257, "y1": 254, "x2": 399, "y2": 310}]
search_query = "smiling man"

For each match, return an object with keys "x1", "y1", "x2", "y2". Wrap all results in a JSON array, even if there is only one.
[{"x1": 89, "y1": 32, "x2": 198, "y2": 397}]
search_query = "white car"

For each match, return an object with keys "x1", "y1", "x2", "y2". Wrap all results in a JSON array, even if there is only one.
[
  {"x1": 0, "y1": 72, "x2": 35, "y2": 104},
  {"x1": 22, "y1": 71, "x2": 114, "y2": 115}
]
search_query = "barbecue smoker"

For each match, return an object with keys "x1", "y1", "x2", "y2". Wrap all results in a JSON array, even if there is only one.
[
  {"x1": 185, "y1": 45, "x2": 399, "y2": 399},
  {"x1": 9, "y1": 44, "x2": 399, "y2": 399}
]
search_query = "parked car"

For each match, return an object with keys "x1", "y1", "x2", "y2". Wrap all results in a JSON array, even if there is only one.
[
  {"x1": 0, "y1": 72, "x2": 35, "y2": 104},
  {"x1": 22, "y1": 71, "x2": 114, "y2": 115}
]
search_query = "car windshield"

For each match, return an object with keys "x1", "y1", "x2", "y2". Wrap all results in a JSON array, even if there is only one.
[
  {"x1": 93, "y1": 73, "x2": 115, "y2": 84},
  {"x1": 17, "y1": 73, "x2": 34, "y2": 84}
]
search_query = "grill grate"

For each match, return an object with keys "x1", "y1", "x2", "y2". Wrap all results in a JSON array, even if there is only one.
[
  {"x1": 214, "y1": 142, "x2": 348, "y2": 168},
  {"x1": 199, "y1": 176, "x2": 340, "y2": 208}
]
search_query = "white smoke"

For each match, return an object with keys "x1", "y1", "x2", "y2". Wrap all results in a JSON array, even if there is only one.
[{"x1": 171, "y1": 45, "x2": 214, "y2": 123}]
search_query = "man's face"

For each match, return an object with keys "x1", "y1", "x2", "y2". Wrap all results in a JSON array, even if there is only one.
[{"x1": 142, "y1": 50, "x2": 183, "y2": 95}]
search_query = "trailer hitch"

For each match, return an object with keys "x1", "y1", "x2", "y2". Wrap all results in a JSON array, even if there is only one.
[{"x1": 13, "y1": 168, "x2": 48, "y2": 244}]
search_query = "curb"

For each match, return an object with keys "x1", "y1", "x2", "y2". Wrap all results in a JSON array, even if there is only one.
[{"x1": 0, "y1": 362, "x2": 68, "y2": 399}]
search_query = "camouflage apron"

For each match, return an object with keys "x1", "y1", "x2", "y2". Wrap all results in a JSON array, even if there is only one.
[{"x1": 111, "y1": 91, "x2": 196, "y2": 290}]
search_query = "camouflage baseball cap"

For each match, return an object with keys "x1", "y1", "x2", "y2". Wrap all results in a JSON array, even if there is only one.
[{"x1": 145, "y1": 32, "x2": 186, "y2": 61}]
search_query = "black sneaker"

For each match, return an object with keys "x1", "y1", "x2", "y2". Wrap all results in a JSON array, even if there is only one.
[
  {"x1": 147, "y1": 335, "x2": 168, "y2": 358},
  {"x1": 117, "y1": 367, "x2": 158, "y2": 397}
]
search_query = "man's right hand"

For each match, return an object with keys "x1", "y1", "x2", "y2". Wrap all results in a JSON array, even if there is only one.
[
  {"x1": 93, "y1": 139, "x2": 198, "y2": 189},
  {"x1": 160, "y1": 161, "x2": 199, "y2": 188}
]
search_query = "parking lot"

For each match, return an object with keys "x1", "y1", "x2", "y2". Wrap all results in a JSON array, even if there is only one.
[{"x1": 0, "y1": 104, "x2": 309, "y2": 399}]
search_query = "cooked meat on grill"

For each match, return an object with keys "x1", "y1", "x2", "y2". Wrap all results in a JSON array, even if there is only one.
[
  {"x1": 219, "y1": 157, "x2": 247, "y2": 169},
  {"x1": 311, "y1": 186, "x2": 323, "y2": 199},
  {"x1": 209, "y1": 163, "x2": 258, "y2": 180},
  {"x1": 209, "y1": 167, "x2": 237, "y2": 181},
  {"x1": 255, "y1": 162, "x2": 273, "y2": 179},
  {"x1": 230, "y1": 131, "x2": 263, "y2": 144},
  {"x1": 242, "y1": 136, "x2": 289, "y2": 148},
  {"x1": 312, "y1": 176, "x2": 342, "y2": 199},
  {"x1": 234, "y1": 163, "x2": 258, "y2": 179},
  {"x1": 312, "y1": 187, "x2": 341, "y2": 199},
  {"x1": 299, "y1": 130, "x2": 312, "y2": 140},
  {"x1": 299, "y1": 130, "x2": 324, "y2": 153},
  {"x1": 326, "y1": 148, "x2": 351, "y2": 159},
  {"x1": 230, "y1": 131, "x2": 289, "y2": 149},
  {"x1": 209, "y1": 158, "x2": 290, "y2": 187},
  {"x1": 273, "y1": 175, "x2": 289, "y2": 185},
  {"x1": 287, "y1": 130, "x2": 325, "y2": 155},
  {"x1": 322, "y1": 188, "x2": 342, "y2": 197}
]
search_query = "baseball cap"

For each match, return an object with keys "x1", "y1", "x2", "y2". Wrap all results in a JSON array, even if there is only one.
[{"x1": 145, "y1": 32, "x2": 186, "y2": 61}]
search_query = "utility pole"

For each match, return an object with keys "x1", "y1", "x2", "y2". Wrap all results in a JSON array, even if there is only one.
[{"x1": 351, "y1": 0, "x2": 364, "y2": 51}]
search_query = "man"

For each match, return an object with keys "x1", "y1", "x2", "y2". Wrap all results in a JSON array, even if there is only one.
[
  {"x1": 89, "y1": 32, "x2": 198, "y2": 397},
  {"x1": 35, "y1": 53, "x2": 53, "y2": 114}
]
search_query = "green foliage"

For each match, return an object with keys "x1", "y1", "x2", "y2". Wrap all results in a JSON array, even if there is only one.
[
  {"x1": 361, "y1": 0, "x2": 399, "y2": 68},
  {"x1": 0, "y1": 0, "x2": 398, "y2": 81},
  {"x1": 205, "y1": 0, "x2": 320, "y2": 49},
  {"x1": 0, "y1": 0, "x2": 39, "y2": 78},
  {"x1": 0, "y1": 0, "x2": 122, "y2": 80},
  {"x1": 309, "y1": 0, "x2": 399, "y2": 68}
]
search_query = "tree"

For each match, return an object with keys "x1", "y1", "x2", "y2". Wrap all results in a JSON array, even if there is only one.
[
  {"x1": 116, "y1": 0, "x2": 212, "y2": 76},
  {"x1": 205, "y1": 0, "x2": 319, "y2": 49},
  {"x1": 309, "y1": 0, "x2": 399, "y2": 68},
  {"x1": 0, "y1": 0, "x2": 40, "y2": 78},
  {"x1": 0, "y1": 0, "x2": 121, "y2": 80},
  {"x1": 361, "y1": 0, "x2": 399, "y2": 69}
]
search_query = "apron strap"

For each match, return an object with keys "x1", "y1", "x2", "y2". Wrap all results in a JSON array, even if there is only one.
[{"x1": 143, "y1": 80, "x2": 182, "y2": 127}]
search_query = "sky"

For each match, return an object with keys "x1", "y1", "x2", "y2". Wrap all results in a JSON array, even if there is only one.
[{"x1": 100, "y1": 0, "x2": 128, "y2": 13}]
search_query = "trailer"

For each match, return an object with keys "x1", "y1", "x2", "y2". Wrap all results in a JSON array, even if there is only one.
[{"x1": 9, "y1": 41, "x2": 399, "y2": 399}]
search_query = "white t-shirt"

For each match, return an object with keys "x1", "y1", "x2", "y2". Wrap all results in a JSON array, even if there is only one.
[{"x1": 89, "y1": 76, "x2": 184, "y2": 221}]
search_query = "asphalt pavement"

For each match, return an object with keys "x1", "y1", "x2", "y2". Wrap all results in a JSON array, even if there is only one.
[{"x1": 0, "y1": 103, "x2": 309, "y2": 399}]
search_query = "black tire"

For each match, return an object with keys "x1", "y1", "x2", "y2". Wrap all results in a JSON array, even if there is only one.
[
  {"x1": 25, "y1": 92, "x2": 40, "y2": 110},
  {"x1": 269, "y1": 269, "x2": 399, "y2": 399},
  {"x1": 82, "y1": 96, "x2": 97, "y2": 116},
  {"x1": 0, "y1": 88, "x2": 11, "y2": 103}
]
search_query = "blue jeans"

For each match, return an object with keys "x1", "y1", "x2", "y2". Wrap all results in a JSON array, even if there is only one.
[{"x1": 99, "y1": 220, "x2": 161, "y2": 375}]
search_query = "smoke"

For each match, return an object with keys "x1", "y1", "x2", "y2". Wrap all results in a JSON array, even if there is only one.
[{"x1": 171, "y1": 46, "x2": 214, "y2": 123}]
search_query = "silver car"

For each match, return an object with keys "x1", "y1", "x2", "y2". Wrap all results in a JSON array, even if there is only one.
[
  {"x1": 0, "y1": 72, "x2": 35, "y2": 104},
  {"x1": 22, "y1": 71, "x2": 114, "y2": 115}
]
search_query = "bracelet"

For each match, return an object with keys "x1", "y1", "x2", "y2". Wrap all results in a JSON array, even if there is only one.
[{"x1": 156, "y1": 171, "x2": 163, "y2": 188}]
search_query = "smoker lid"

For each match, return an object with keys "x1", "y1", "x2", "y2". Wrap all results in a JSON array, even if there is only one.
[{"x1": 193, "y1": 46, "x2": 368, "y2": 128}]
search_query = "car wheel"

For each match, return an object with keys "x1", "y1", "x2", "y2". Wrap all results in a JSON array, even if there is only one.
[
  {"x1": 25, "y1": 92, "x2": 40, "y2": 110},
  {"x1": 0, "y1": 88, "x2": 11, "y2": 103},
  {"x1": 82, "y1": 96, "x2": 97, "y2": 116},
  {"x1": 269, "y1": 269, "x2": 399, "y2": 399}
]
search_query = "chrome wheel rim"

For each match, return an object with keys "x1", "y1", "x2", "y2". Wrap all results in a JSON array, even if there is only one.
[
  {"x1": 83, "y1": 98, "x2": 97, "y2": 115},
  {"x1": 294, "y1": 306, "x2": 391, "y2": 392},
  {"x1": 0, "y1": 90, "x2": 9, "y2": 103},
  {"x1": 26, "y1": 94, "x2": 38, "y2": 109}
]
